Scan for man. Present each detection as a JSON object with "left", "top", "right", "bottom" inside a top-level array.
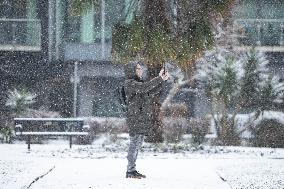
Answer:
[{"left": 124, "top": 61, "right": 169, "bottom": 179}]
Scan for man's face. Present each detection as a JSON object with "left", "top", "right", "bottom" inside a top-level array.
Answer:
[{"left": 136, "top": 64, "right": 143, "bottom": 78}]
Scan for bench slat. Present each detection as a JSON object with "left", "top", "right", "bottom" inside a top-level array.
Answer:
[
  {"left": 15, "top": 132, "right": 88, "bottom": 136},
  {"left": 14, "top": 118, "right": 90, "bottom": 149},
  {"left": 14, "top": 117, "right": 84, "bottom": 122}
]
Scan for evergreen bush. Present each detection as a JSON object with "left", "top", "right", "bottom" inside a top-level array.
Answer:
[
  {"left": 251, "top": 119, "right": 284, "bottom": 148},
  {"left": 194, "top": 48, "right": 284, "bottom": 146}
]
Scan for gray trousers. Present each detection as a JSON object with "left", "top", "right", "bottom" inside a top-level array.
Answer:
[{"left": 127, "top": 134, "right": 144, "bottom": 172}]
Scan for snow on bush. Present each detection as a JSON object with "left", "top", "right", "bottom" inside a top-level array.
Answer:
[
  {"left": 5, "top": 88, "right": 37, "bottom": 114},
  {"left": 194, "top": 48, "right": 284, "bottom": 146}
]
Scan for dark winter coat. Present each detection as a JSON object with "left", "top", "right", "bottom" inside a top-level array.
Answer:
[{"left": 124, "top": 61, "right": 164, "bottom": 136}]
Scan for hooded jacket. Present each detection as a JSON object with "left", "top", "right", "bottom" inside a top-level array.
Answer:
[{"left": 124, "top": 61, "right": 164, "bottom": 136}]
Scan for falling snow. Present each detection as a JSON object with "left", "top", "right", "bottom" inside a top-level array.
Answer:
[{"left": 0, "top": 0, "right": 284, "bottom": 188}]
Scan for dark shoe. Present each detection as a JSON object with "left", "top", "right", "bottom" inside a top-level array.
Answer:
[{"left": 126, "top": 171, "right": 146, "bottom": 179}]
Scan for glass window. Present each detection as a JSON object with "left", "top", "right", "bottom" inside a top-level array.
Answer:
[
  {"left": 234, "top": 0, "right": 284, "bottom": 47},
  {"left": 105, "top": 0, "right": 125, "bottom": 41},
  {"left": 92, "top": 77, "right": 125, "bottom": 117},
  {"left": 234, "top": 0, "right": 284, "bottom": 19},
  {"left": 65, "top": 1, "right": 102, "bottom": 43},
  {"left": 260, "top": 21, "right": 282, "bottom": 46},
  {"left": 259, "top": 0, "right": 284, "bottom": 19},
  {"left": 65, "top": 0, "right": 131, "bottom": 44},
  {"left": 0, "top": 0, "right": 40, "bottom": 49},
  {"left": 0, "top": 1, "right": 28, "bottom": 18}
]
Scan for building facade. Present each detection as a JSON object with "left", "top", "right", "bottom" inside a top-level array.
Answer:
[
  {"left": 232, "top": 0, "right": 284, "bottom": 76},
  {"left": 0, "top": 0, "right": 128, "bottom": 117}
]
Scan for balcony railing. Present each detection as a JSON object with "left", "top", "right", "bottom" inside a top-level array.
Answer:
[
  {"left": 0, "top": 18, "right": 41, "bottom": 51},
  {"left": 233, "top": 19, "right": 284, "bottom": 52}
]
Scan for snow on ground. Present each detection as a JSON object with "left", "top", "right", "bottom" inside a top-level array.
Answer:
[{"left": 0, "top": 134, "right": 284, "bottom": 189}]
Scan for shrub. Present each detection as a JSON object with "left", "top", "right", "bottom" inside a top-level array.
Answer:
[
  {"left": 163, "top": 117, "right": 187, "bottom": 143},
  {"left": 188, "top": 117, "right": 210, "bottom": 145},
  {"left": 75, "top": 118, "right": 127, "bottom": 144},
  {"left": 161, "top": 103, "right": 187, "bottom": 118},
  {"left": 0, "top": 113, "right": 14, "bottom": 143},
  {"left": 194, "top": 48, "right": 284, "bottom": 146},
  {"left": 75, "top": 121, "right": 100, "bottom": 145},
  {"left": 212, "top": 115, "right": 242, "bottom": 146},
  {"left": 0, "top": 126, "right": 13, "bottom": 143},
  {"left": 251, "top": 119, "right": 284, "bottom": 148},
  {"left": 161, "top": 103, "right": 188, "bottom": 143},
  {"left": 5, "top": 88, "right": 37, "bottom": 115}
]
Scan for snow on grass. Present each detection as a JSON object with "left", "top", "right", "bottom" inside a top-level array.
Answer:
[
  {"left": 215, "top": 159, "right": 284, "bottom": 189},
  {"left": 0, "top": 134, "right": 284, "bottom": 189}
]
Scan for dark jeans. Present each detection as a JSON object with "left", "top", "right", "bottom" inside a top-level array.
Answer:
[{"left": 127, "top": 134, "right": 144, "bottom": 172}]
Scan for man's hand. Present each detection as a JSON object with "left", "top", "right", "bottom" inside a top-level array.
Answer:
[{"left": 159, "top": 69, "right": 170, "bottom": 81}]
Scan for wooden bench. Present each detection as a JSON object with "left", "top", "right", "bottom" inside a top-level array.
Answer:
[{"left": 14, "top": 117, "right": 90, "bottom": 150}]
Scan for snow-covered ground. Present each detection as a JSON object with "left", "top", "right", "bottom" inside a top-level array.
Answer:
[{"left": 0, "top": 134, "right": 284, "bottom": 189}]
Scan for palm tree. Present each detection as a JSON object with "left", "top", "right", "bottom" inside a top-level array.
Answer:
[{"left": 69, "top": 0, "right": 236, "bottom": 142}]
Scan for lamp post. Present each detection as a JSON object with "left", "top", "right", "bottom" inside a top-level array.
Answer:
[
  {"left": 101, "top": 0, "right": 105, "bottom": 59},
  {"left": 73, "top": 61, "right": 79, "bottom": 117}
]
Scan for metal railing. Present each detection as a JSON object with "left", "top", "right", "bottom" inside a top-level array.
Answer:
[
  {"left": 0, "top": 18, "right": 41, "bottom": 51},
  {"left": 233, "top": 19, "right": 284, "bottom": 51}
]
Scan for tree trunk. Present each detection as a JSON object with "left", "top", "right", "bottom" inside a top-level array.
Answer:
[
  {"left": 142, "top": 0, "right": 170, "bottom": 143},
  {"left": 144, "top": 64, "right": 164, "bottom": 143},
  {"left": 144, "top": 95, "right": 164, "bottom": 143}
]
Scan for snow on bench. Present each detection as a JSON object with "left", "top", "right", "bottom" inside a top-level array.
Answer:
[
  {"left": 14, "top": 131, "right": 89, "bottom": 136},
  {"left": 14, "top": 117, "right": 90, "bottom": 150}
]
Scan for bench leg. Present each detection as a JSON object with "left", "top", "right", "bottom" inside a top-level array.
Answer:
[
  {"left": 27, "top": 136, "right": 31, "bottom": 150},
  {"left": 69, "top": 136, "right": 72, "bottom": 149}
]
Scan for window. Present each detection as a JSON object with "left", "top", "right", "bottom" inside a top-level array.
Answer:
[
  {"left": 234, "top": 0, "right": 284, "bottom": 48},
  {"left": 66, "top": 4, "right": 102, "bottom": 43},
  {"left": 0, "top": 0, "right": 41, "bottom": 50},
  {"left": 63, "top": 0, "right": 133, "bottom": 60},
  {"left": 234, "top": 0, "right": 284, "bottom": 19},
  {"left": 65, "top": 0, "right": 127, "bottom": 43},
  {"left": 92, "top": 77, "right": 125, "bottom": 117}
]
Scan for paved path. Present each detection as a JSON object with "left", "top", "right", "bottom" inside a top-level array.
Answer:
[
  {"left": 2, "top": 144, "right": 283, "bottom": 189},
  {"left": 3, "top": 158, "right": 230, "bottom": 189}
]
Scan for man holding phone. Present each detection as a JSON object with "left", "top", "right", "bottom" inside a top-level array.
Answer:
[{"left": 123, "top": 61, "right": 169, "bottom": 179}]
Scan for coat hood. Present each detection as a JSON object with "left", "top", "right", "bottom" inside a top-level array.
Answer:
[{"left": 124, "top": 61, "right": 141, "bottom": 80}]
